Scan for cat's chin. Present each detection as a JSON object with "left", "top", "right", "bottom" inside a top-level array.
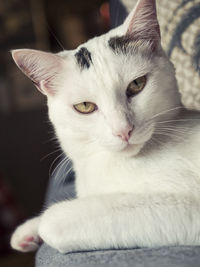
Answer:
[
  {"left": 121, "top": 143, "right": 145, "bottom": 157},
  {"left": 104, "top": 141, "right": 145, "bottom": 157}
]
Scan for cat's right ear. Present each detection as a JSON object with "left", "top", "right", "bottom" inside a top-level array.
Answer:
[
  {"left": 121, "top": 0, "right": 160, "bottom": 51},
  {"left": 11, "top": 49, "right": 65, "bottom": 96}
]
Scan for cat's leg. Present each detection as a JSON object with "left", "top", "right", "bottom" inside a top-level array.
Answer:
[
  {"left": 11, "top": 216, "right": 42, "bottom": 252},
  {"left": 38, "top": 193, "right": 200, "bottom": 253}
]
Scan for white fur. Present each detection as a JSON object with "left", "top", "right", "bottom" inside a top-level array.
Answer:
[
  {"left": 11, "top": 217, "right": 41, "bottom": 252},
  {"left": 11, "top": 0, "right": 200, "bottom": 253}
]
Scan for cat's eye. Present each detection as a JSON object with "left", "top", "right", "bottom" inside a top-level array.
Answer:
[
  {"left": 74, "top": 102, "right": 97, "bottom": 114},
  {"left": 126, "top": 76, "right": 146, "bottom": 98}
]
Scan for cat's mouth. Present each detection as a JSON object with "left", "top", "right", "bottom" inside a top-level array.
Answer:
[{"left": 121, "top": 123, "right": 155, "bottom": 156}]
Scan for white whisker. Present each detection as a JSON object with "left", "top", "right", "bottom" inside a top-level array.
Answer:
[
  {"left": 154, "top": 130, "right": 185, "bottom": 142},
  {"left": 157, "top": 119, "right": 200, "bottom": 124},
  {"left": 53, "top": 156, "right": 74, "bottom": 182},
  {"left": 148, "top": 106, "right": 184, "bottom": 121},
  {"left": 156, "top": 127, "right": 189, "bottom": 134},
  {"left": 49, "top": 152, "right": 65, "bottom": 176},
  {"left": 40, "top": 148, "right": 62, "bottom": 162}
]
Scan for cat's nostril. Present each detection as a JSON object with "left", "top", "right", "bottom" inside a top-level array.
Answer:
[{"left": 128, "top": 128, "right": 133, "bottom": 137}]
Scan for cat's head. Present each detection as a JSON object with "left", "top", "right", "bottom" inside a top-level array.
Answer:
[{"left": 12, "top": 0, "right": 181, "bottom": 159}]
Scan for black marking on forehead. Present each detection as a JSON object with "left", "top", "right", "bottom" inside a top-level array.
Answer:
[
  {"left": 108, "top": 36, "right": 134, "bottom": 54},
  {"left": 75, "top": 47, "right": 92, "bottom": 70},
  {"left": 109, "top": 35, "right": 159, "bottom": 57}
]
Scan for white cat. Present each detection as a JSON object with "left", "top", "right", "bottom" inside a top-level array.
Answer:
[{"left": 10, "top": 0, "right": 200, "bottom": 253}]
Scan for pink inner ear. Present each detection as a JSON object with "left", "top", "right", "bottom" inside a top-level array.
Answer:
[
  {"left": 12, "top": 49, "right": 64, "bottom": 96},
  {"left": 126, "top": 0, "right": 160, "bottom": 42}
]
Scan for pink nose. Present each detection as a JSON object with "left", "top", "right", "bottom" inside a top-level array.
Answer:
[{"left": 114, "top": 126, "right": 134, "bottom": 142}]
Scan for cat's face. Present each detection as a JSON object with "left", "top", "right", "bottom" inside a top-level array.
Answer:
[{"left": 12, "top": 0, "right": 181, "bottom": 158}]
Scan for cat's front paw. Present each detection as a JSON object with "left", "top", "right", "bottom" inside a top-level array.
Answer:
[
  {"left": 11, "top": 217, "right": 42, "bottom": 252},
  {"left": 38, "top": 202, "right": 74, "bottom": 253}
]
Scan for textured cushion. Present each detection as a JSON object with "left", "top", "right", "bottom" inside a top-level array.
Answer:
[
  {"left": 121, "top": 0, "right": 200, "bottom": 109},
  {"left": 36, "top": 244, "right": 200, "bottom": 267}
]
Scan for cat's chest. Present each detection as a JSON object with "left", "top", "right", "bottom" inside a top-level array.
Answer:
[
  {"left": 78, "top": 156, "right": 144, "bottom": 194},
  {"left": 74, "top": 148, "right": 181, "bottom": 197},
  {"left": 74, "top": 146, "right": 200, "bottom": 198}
]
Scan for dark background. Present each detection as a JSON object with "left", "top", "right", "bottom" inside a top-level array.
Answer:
[{"left": 0, "top": 0, "right": 110, "bottom": 264}]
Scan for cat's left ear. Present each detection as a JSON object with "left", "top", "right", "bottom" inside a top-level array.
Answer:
[
  {"left": 123, "top": 0, "right": 160, "bottom": 49},
  {"left": 12, "top": 49, "right": 65, "bottom": 96}
]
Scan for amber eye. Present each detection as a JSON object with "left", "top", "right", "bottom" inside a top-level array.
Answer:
[
  {"left": 74, "top": 102, "right": 97, "bottom": 114},
  {"left": 126, "top": 76, "right": 146, "bottom": 98}
]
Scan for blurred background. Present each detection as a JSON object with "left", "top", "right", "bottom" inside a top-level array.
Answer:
[
  {"left": 0, "top": 0, "right": 110, "bottom": 265},
  {"left": 1, "top": 0, "right": 200, "bottom": 266}
]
